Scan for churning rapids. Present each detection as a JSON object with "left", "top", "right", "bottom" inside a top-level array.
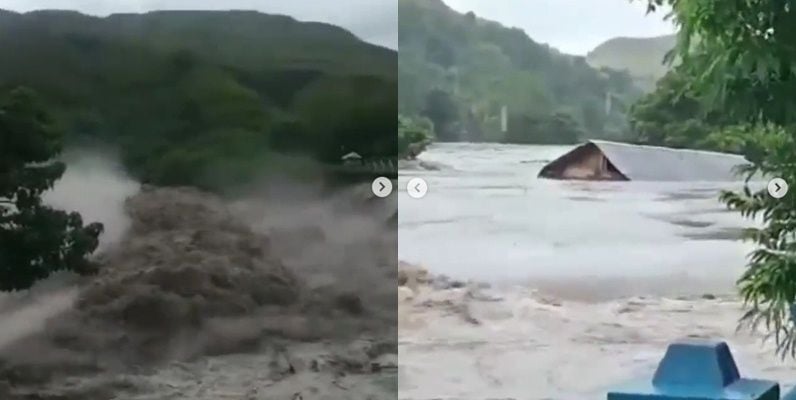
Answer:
[
  {"left": 397, "top": 142, "right": 796, "bottom": 400},
  {"left": 0, "top": 152, "right": 398, "bottom": 400}
]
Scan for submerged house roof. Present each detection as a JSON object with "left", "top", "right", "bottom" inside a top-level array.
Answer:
[
  {"left": 539, "top": 140, "right": 751, "bottom": 181},
  {"left": 341, "top": 152, "right": 362, "bottom": 161}
]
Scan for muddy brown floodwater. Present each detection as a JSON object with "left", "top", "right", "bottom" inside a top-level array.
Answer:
[
  {"left": 0, "top": 153, "right": 398, "bottom": 400},
  {"left": 398, "top": 143, "right": 796, "bottom": 400}
]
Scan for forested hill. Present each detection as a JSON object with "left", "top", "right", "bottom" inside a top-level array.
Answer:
[
  {"left": 586, "top": 35, "right": 676, "bottom": 91},
  {"left": 398, "top": 0, "right": 642, "bottom": 144},
  {"left": 0, "top": 9, "right": 397, "bottom": 189}
]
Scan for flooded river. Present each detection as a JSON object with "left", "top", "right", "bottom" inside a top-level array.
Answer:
[{"left": 397, "top": 142, "right": 796, "bottom": 400}]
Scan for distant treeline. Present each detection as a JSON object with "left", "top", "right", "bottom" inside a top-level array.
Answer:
[
  {"left": 0, "top": 9, "right": 397, "bottom": 190},
  {"left": 398, "top": 0, "right": 642, "bottom": 145}
]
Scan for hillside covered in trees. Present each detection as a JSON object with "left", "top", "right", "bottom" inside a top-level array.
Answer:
[
  {"left": 398, "top": 0, "right": 642, "bottom": 145},
  {"left": 0, "top": 9, "right": 397, "bottom": 189},
  {"left": 586, "top": 34, "right": 676, "bottom": 91}
]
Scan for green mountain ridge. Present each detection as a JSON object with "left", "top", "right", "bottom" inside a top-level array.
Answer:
[
  {"left": 586, "top": 34, "right": 677, "bottom": 91},
  {"left": 0, "top": 9, "right": 397, "bottom": 189},
  {"left": 1, "top": 9, "right": 395, "bottom": 76},
  {"left": 398, "top": 0, "right": 642, "bottom": 144}
]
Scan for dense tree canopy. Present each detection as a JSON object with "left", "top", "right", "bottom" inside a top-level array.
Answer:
[
  {"left": 628, "top": 70, "right": 728, "bottom": 150},
  {"left": 0, "top": 9, "right": 397, "bottom": 190},
  {"left": 0, "top": 87, "right": 103, "bottom": 291},
  {"left": 398, "top": 115, "right": 433, "bottom": 160},
  {"left": 399, "top": 0, "right": 643, "bottom": 145},
  {"left": 641, "top": 0, "right": 796, "bottom": 357}
]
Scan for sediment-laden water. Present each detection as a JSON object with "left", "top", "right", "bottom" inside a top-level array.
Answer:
[
  {"left": 0, "top": 153, "right": 398, "bottom": 400},
  {"left": 397, "top": 142, "right": 796, "bottom": 400}
]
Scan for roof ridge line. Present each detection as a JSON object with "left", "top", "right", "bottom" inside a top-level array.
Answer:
[{"left": 587, "top": 140, "right": 747, "bottom": 159}]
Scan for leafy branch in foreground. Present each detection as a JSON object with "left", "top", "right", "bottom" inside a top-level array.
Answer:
[
  {"left": 0, "top": 87, "right": 103, "bottom": 291},
  {"left": 638, "top": 0, "right": 796, "bottom": 357},
  {"left": 718, "top": 124, "right": 796, "bottom": 358}
]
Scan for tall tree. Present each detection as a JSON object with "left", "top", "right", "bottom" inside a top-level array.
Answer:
[
  {"left": 0, "top": 87, "right": 103, "bottom": 291},
  {"left": 628, "top": 70, "right": 720, "bottom": 149},
  {"left": 422, "top": 89, "right": 460, "bottom": 141}
]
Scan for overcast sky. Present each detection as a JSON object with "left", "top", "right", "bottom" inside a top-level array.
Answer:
[
  {"left": 0, "top": 1, "right": 674, "bottom": 54},
  {"left": 0, "top": 0, "right": 398, "bottom": 49},
  {"left": 444, "top": 0, "right": 677, "bottom": 55}
]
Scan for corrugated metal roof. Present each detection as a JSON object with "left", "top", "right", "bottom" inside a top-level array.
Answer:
[{"left": 544, "top": 140, "right": 751, "bottom": 181}]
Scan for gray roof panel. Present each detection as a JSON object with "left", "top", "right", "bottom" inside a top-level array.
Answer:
[{"left": 591, "top": 140, "right": 750, "bottom": 181}]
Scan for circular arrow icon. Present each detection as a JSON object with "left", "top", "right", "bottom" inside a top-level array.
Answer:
[
  {"left": 768, "top": 178, "right": 788, "bottom": 199},
  {"left": 371, "top": 177, "right": 393, "bottom": 198},
  {"left": 407, "top": 177, "right": 428, "bottom": 199}
]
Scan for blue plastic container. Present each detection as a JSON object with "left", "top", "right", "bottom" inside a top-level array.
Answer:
[{"left": 607, "top": 340, "right": 779, "bottom": 400}]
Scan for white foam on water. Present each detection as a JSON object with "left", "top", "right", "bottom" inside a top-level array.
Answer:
[
  {"left": 0, "top": 152, "right": 399, "bottom": 400},
  {"left": 398, "top": 143, "right": 795, "bottom": 399},
  {"left": 398, "top": 283, "right": 796, "bottom": 400},
  {"left": 0, "top": 152, "right": 135, "bottom": 355},
  {"left": 0, "top": 287, "right": 79, "bottom": 350}
]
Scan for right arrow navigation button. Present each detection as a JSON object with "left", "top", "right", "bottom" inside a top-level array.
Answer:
[
  {"left": 768, "top": 177, "right": 789, "bottom": 199},
  {"left": 371, "top": 177, "right": 393, "bottom": 198},
  {"left": 407, "top": 177, "right": 428, "bottom": 199}
]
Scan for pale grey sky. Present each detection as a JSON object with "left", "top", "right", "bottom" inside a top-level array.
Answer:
[
  {"left": 0, "top": 0, "right": 398, "bottom": 49},
  {"left": 444, "top": 0, "right": 676, "bottom": 55}
]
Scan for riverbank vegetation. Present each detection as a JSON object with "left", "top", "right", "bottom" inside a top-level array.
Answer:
[
  {"left": 398, "top": 0, "right": 642, "bottom": 145},
  {"left": 0, "top": 87, "right": 103, "bottom": 290},
  {"left": 398, "top": 115, "right": 433, "bottom": 160},
  {"left": 0, "top": 9, "right": 397, "bottom": 190},
  {"left": 627, "top": 68, "right": 747, "bottom": 152},
  {"left": 642, "top": 0, "right": 796, "bottom": 357}
]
